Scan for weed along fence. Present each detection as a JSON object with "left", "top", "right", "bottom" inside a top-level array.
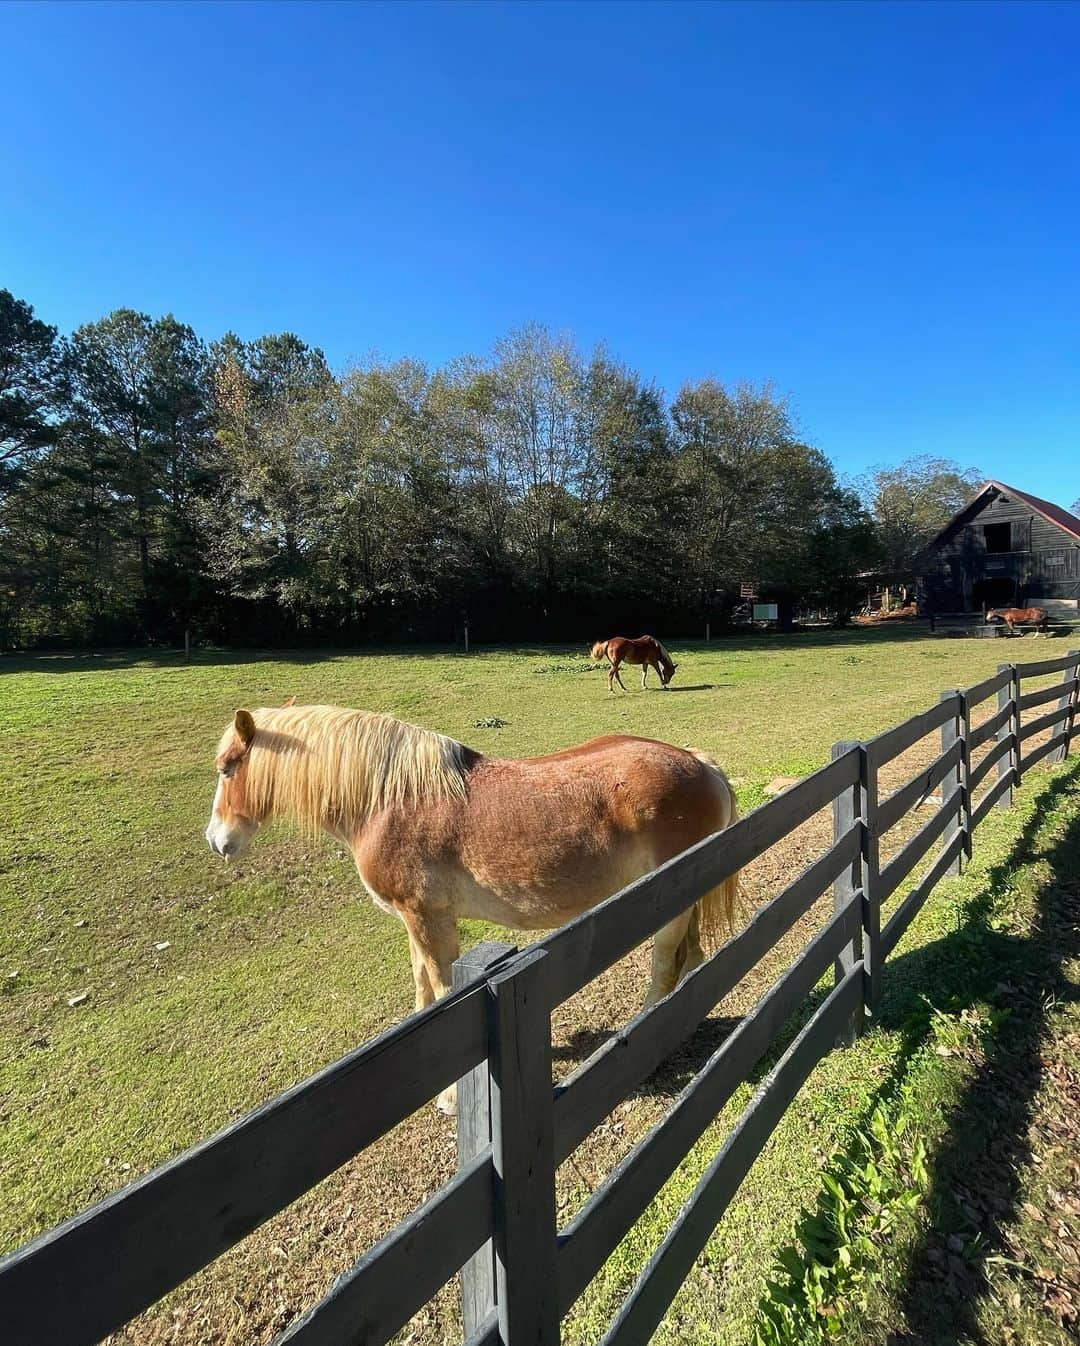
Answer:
[{"left": 2, "top": 653, "right": 1079, "bottom": 1346}]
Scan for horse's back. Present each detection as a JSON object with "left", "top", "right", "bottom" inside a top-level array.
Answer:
[
  {"left": 604, "top": 634, "right": 660, "bottom": 663},
  {"left": 448, "top": 737, "right": 730, "bottom": 913},
  {"left": 358, "top": 732, "right": 735, "bottom": 931},
  {"left": 481, "top": 734, "right": 724, "bottom": 825},
  {"left": 513, "top": 731, "right": 689, "bottom": 768}
]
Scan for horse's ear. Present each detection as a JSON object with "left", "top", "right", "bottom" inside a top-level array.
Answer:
[
  {"left": 234, "top": 710, "right": 257, "bottom": 747},
  {"left": 282, "top": 695, "right": 297, "bottom": 708}
]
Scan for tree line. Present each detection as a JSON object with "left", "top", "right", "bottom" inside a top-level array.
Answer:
[{"left": 0, "top": 288, "right": 983, "bottom": 648}]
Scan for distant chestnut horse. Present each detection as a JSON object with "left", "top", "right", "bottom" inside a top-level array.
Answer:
[
  {"left": 592, "top": 635, "right": 678, "bottom": 692},
  {"left": 206, "top": 705, "right": 739, "bottom": 1109},
  {"left": 987, "top": 606, "right": 1048, "bottom": 635}
]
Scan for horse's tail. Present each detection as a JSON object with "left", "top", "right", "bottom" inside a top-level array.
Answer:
[
  {"left": 690, "top": 750, "right": 741, "bottom": 949},
  {"left": 591, "top": 640, "right": 609, "bottom": 661}
]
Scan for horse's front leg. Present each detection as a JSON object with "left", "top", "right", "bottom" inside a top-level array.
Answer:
[
  {"left": 641, "top": 663, "right": 648, "bottom": 689},
  {"left": 401, "top": 907, "right": 461, "bottom": 1113},
  {"left": 406, "top": 930, "right": 435, "bottom": 1013}
]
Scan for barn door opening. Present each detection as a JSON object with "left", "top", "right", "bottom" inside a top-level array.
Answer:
[{"left": 972, "top": 576, "right": 1017, "bottom": 611}]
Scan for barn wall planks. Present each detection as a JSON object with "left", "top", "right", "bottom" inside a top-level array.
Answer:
[{"left": 916, "top": 482, "right": 1080, "bottom": 608}]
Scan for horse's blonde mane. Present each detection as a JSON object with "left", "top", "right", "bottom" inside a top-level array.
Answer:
[{"left": 224, "top": 705, "right": 471, "bottom": 833}]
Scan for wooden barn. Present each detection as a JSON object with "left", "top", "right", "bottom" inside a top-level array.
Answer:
[{"left": 915, "top": 480, "right": 1080, "bottom": 619}]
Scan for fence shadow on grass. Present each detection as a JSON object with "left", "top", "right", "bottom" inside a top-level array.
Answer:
[
  {"left": 883, "top": 764, "right": 1080, "bottom": 1344},
  {"left": 548, "top": 758, "right": 1079, "bottom": 1342},
  {"left": 754, "top": 760, "right": 1080, "bottom": 1344}
]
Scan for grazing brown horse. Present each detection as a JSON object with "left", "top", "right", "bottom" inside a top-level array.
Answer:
[
  {"left": 592, "top": 635, "right": 678, "bottom": 692},
  {"left": 205, "top": 705, "right": 740, "bottom": 1110},
  {"left": 986, "top": 606, "right": 1048, "bottom": 636}
]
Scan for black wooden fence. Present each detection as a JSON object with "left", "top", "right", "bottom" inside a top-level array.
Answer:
[{"left": 2, "top": 651, "right": 1078, "bottom": 1346}]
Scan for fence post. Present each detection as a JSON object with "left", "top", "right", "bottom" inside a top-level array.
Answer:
[
  {"left": 996, "top": 664, "right": 1020, "bottom": 807},
  {"left": 863, "top": 745, "right": 881, "bottom": 1013},
  {"left": 1049, "top": 650, "right": 1080, "bottom": 764},
  {"left": 941, "top": 690, "right": 970, "bottom": 872},
  {"left": 831, "top": 741, "right": 865, "bottom": 1044},
  {"left": 487, "top": 947, "right": 559, "bottom": 1346},
  {"left": 454, "top": 941, "right": 516, "bottom": 1338}
]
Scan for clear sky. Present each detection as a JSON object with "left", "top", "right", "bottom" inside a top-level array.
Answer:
[{"left": 3, "top": 1, "right": 1078, "bottom": 503}]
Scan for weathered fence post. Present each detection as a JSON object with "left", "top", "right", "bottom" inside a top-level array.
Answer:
[
  {"left": 487, "top": 947, "right": 559, "bottom": 1346},
  {"left": 831, "top": 741, "right": 865, "bottom": 1044},
  {"left": 454, "top": 941, "right": 516, "bottom": 1337},
  {"left": 863, "top": 746, "right": 881, "bottom": 1013},
  {"left": 941, "top": 690, "right": 970, "bottom": 872},
  {"left": 996, "top": 664, "right": 1020, "bottom": 807},
  {"left": 184, "top": 628, "right": 191, "bottom": 662},
  {"left": 1049, "top": 650, "right": 1080, "bottom": 764}
]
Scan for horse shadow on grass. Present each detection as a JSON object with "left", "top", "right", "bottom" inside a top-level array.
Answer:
[{"left": 551, "top": 1016, "right": 742, "bottom": 1076}]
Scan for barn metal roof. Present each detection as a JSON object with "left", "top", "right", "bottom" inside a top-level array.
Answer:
[{"left": 991, "top": 481, "right": 1080, "bottom": 543}]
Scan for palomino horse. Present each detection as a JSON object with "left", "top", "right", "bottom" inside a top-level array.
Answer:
[
  {"left": 205, "top": 706, "right": 739, "bottom": 1109},
  {"left": 592, "top": 635, "right": 678, "bottom": 692},
  {"left": 986, "top": 606, "right": 1048, "bottom": 636}
]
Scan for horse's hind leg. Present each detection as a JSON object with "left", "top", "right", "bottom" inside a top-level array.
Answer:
[
  {"left": 641, "top": 663, "right": 648, "bottom": 689},
  {"left": 644, "top": 908, "right": 694, "bottom": 1007},
  {"left": 683, "top": 906, "right": 705, "bottom": 977},
  {"left": 613, "top": 662, "right": 628, "bottom": 692}
]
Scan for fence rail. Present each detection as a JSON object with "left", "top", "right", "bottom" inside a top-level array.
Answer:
[{"left": 1, "top": 649, "right": 1078, "bottom": 1346}]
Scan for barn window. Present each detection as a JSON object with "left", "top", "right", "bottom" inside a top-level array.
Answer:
[{"left": 984, "top": 522, "right": 1011, "bottom": 553}]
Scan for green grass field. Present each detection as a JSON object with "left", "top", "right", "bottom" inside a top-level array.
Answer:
[{"left": 1, "top": 629, "right": 1076, "bottom": 1344}]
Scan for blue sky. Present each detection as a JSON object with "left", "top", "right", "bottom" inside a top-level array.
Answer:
[{"left": 3, "top": 1, "right": 1078, "bottom": 504}]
